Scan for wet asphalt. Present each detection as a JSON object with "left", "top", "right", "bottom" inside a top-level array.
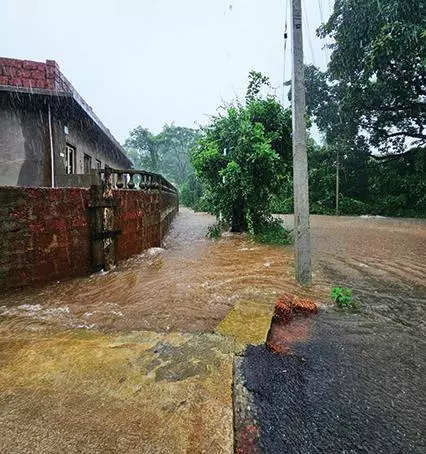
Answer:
[{"left": 239, "top": 310, "right": 425, "bottom": 454}]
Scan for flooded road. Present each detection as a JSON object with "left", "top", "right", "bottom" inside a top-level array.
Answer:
[
  {"left": 0, "top": 208, "right": 425, "bottom": 453},
  {"left": 1, "top": 209, "right": 424, "bottom": 336},
  {"left": 0, "top": 208, "right": 329, "bottom": 334},
  {"left": 281, "top": 214, "right": 426, "bottom": 332},
  {"left": 237, "top": 215, "right": 426, "bottom": 454}
]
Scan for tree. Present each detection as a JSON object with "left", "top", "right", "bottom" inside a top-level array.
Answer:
[
  {"left": 317, "top": 0, "right": 425, "bottom": 157},
  {"left": 192, "top": 73, "right": 292, "bottom": 232},
  {"left": 124, "top": 126, "right": 160, "bottom": 172},
  {"left": 123, "top": 124, "right": 199, "bottom": 186},
  {"left": 246, "top": 70, "right": 270, "bottom": 104},
  {"left": 156, "top": 124, "right": 200, "bottom": 185}
]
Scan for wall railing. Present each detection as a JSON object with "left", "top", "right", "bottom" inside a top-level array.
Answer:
[{"left": 99, "top": 168, "right": 178, "bottom": 194}]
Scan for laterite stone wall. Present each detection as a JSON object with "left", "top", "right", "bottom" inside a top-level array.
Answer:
[
  {"left": 0, "top": 58, "right": 70, "bottom": 92},
  {"left": 0, "top": 186, "right": 178, "bottom": 290},
  {"left": 115, "top": 190, "right": 161, "bottom": 262},
  {"left": 0, "top": 186, "right": 91, "bottom": 289}
]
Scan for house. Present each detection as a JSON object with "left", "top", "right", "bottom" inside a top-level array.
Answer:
[{"left": 0, "top": 57, "right": 133, "bottom": 187}]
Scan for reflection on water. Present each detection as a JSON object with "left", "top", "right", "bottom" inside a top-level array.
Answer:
[{"left": 0, "top": 209, "right": 425, "bottom": 336}]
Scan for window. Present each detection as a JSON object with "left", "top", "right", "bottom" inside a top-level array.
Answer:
[
  {"left": 65, "top": 145, "right": 75, "bottom": 174},
  {"left": 102, "top": 164, "right": 111, "bottom": 181},
  {"left": 84, "top": 154, "right": 92, "bottom": 174},
  {"left": 96, "top": 159, "right": 102, "bottom": 170}
]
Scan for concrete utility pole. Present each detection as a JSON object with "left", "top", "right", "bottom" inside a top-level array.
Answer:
[{"left": 291, "top": 0, "right": 312, "bottom": 285}]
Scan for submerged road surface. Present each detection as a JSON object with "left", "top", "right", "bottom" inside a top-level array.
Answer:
[
  {"left": 0, "top": 209, "right": 425, "bottom": 453},
  {"left": 237, "top": 215, "right": 426, "bottom": 454}
]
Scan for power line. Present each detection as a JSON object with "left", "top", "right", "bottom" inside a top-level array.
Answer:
[
  {"left": 302, "top": 0, "right": 316, "bottom": 66},
  {"left": 282, "top": 0, "right": 290, "bottom": 106},
  {"left": 317, "top": 0, "right": 329, "bottom": 67}
]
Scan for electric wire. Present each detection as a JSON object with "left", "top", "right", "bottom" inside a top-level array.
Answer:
[
  {"left": 282, "top": 0, "right": 289, "bottom": 106},
  {"left": 302, "top": 0, "right": 316, "bottom": 67},
  {"left": 317, "top": 0, "right": 329, "bottom": 67}
]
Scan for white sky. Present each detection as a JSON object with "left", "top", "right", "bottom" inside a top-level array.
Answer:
[{"left": 3, "top": 0, "right": 332, "bottom": 143}]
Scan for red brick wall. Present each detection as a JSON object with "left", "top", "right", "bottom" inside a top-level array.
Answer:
[
  {"left": 115, "top": 190, "right": 178, "bottom": 261},
  {"left": 0, "top": 187, "right": 91, "bottom": 289},
  {"left": 0, "top": 186, "right": 178, "bottom": 290},
  {"left": 116, "top": 190, "right": 161, "bottom": 261},
  {"left": 0, "top": 57, "right": 70, "bottom": 92}
]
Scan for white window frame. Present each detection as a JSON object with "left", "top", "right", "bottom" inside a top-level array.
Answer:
[{"left": 65, "top": 144, "right": 75, "bottom": 174}]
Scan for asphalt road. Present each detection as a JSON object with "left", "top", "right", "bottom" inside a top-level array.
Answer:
[{"left": 238, "top": 310, "right": 425, "bottom": 453}]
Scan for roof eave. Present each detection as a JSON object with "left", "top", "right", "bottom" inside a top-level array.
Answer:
[{"left": 0, "top": 84, "right": 133, "bottom": 169}]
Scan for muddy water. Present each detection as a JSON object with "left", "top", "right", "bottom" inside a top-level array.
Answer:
[
  {"left": 283, "top": 215, "right": 426, "bottom": 332},
  {"left": 0, "top": 209, "right": 425, "bottom": 336},
  {"left": 0, "top": 208, "right": 328, "bottom": 334},
  {"left": 234, "top": 215, "right": 426, "bottom": 453},
  {"left": 1, "top": 208, "right": 425, "bottom": 453}
]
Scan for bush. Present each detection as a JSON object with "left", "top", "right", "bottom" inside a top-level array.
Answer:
[
  {"left": 206, "top": 219, "right": 229, "bottom": 239},
  {"left": 191, "top": 90, "right": 292, "bottom": 232},
  {"left": 310, "top": 200, "right": 334, "bottom": 215},
  {"left": 270, "top": 196, "right": 293, "bottom": 214},
  {"left": 338, "top": 196, "right": 370, "bottom": 216},
  {"left": 251, "top": 218, "right": 293, "bottom": 246},
  {"left": 207, "top": 224, "right": 222, "bottom": 239},
  {"left": 192, "top": 192, "right": 215, "bottom": 213}
]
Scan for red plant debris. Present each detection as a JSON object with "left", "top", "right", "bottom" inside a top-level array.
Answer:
[
  {"left": 236, "top": 422, "right": 259, "bottom": 454},
  {"left": 266, "top": 294, "right": 318, "bottom": 354}
]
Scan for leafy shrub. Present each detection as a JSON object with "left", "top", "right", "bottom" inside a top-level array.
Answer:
[
  {"left": 270, "top": 196, "right": 293, "bottom": 214},
  {"left": 192, "top": 192, "right": 215, "bottom": 213},
  {"left": 251, "top": 218, "right": 293, "bottom": 246},
  {"left": 331, "top": 287, "right": 356, "bottom": 309},
  {"left": 206, "top": 220, "right": 229, "bottom": 239},
  {"left": 191, "top": 84, "right": 292, "bottom": 232},
  {"left": 310, "top": 200, "right": 334, "bottom": 215},
  {"left": 338, "top": 197, "right": 370, "bottom": 216}
]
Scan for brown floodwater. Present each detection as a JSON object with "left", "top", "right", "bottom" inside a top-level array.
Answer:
[
  {"left": 1, "top": 208, "right": 424, "bottom": 454},
  {"left": 0, "top": 208, "right": 425, "bottom": 335}
]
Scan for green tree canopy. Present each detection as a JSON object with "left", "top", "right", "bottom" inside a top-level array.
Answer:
[
  {"left": 314, "top": 0, "right": 425, "bottom": 157},
  {"left": 191, "top": 73, "right": 292, "bottom": 232},
  {"left": 156, "top": 125, "right": 200, "bottom": 185},
  {"left": 124, "top": 124, "right": 199, "bottom": 185},
  {"left": 124, "top": 126, "right": 160, "bottom": 172}
]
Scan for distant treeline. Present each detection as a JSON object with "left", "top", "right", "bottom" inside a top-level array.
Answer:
[{"left": 124, "top": 121, "right": 424, "bottom": 219}]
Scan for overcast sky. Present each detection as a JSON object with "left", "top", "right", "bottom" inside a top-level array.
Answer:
[{"left": 3, "top": 0, "right": 332, "bottom": 143}]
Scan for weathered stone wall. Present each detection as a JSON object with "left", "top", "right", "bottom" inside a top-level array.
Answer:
[
  {"left": 115, "top": 190, "right": 179, "bottom": 262},
  {"left": 0, "top": 187, "right": 91, "bottom": 289},
  {"left": 0, "top": 186, "right": 178, "bottom": 290}
]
